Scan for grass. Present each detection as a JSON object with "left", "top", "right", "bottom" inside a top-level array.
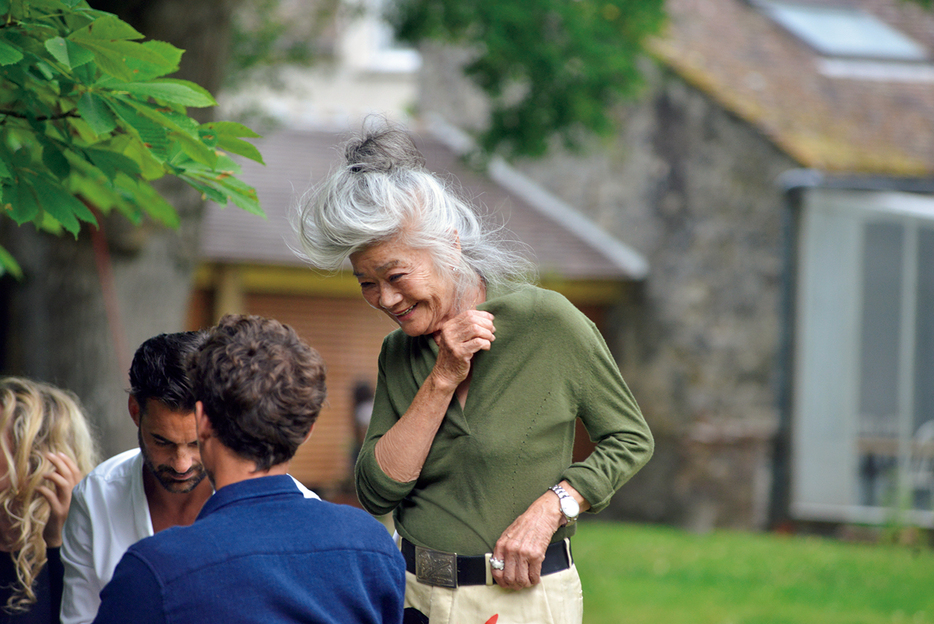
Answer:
[{"left": 573, "top": 521, "right": 934, "bottom": 624}]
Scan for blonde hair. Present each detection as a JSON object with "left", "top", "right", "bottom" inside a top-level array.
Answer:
[{"left": 0, "top": 377, "right": 98, "bottom": 613}]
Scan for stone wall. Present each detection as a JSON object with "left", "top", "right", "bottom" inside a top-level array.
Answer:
[{"left": 418, "top": 47, "right": 800, "bottom": 530}]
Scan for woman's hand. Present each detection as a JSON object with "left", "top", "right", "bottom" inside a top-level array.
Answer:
[
  {"left": 491, "top": 491, "right": 564, "bottom": 590},
  {"left": 38, "top": 452, "right": 81, "bottom": 548},
  {"left": 492, "top": 482, "right": 589, "bottom": 590},
  {"left": 374, "top": 309, "right": 495, "bottom": 483},
  {"left": 431, "top": 310, "right": 496, "bottom": 388}
]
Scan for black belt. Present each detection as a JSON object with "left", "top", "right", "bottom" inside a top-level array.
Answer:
[{"left": 401, "top": 538, "right": 572, "bottom": 588}]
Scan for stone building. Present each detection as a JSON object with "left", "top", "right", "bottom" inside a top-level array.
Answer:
[{"left": 417, "top": 0, "right": 934, "bottom": 531}]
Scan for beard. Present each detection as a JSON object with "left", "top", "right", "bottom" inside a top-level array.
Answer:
[{"left": 138, "top": 430, "right": 208, "bottom": 494}]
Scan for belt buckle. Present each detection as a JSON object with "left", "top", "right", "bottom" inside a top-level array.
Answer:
[{"left": 414, "top": 545, "right": 458, "bottom": 588}]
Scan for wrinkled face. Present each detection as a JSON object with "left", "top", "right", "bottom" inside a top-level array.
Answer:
[
  {"left": 138, "top": 400, "right": 207, "bottom": 494},
  {"left": 350, "top": 239, "right": 458, "bottom": 337}
]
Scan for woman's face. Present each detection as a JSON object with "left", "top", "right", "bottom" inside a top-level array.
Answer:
[{"left": 350, "top": 238, "right": 458, "bottom": 337}]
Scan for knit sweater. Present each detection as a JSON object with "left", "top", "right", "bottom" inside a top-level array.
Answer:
[{"left": 355, "top": 284, "right": 653, "bottom": 555}]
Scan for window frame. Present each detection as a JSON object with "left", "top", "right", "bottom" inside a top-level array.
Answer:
[{"left": 791, "top": 187, "right": 934, "bottom": 527}]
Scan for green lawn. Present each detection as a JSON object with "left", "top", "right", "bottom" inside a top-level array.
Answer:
[{"left": 574, "top": 521, "right": 934, "bottom": 624}]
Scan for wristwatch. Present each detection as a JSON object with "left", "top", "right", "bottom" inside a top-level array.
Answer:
[{"left": 549, "top": 484, "right": 580, "bottom": 526}]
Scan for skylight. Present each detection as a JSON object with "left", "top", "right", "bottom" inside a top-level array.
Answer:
[{"left": 758, "top": 1, "right": 928, "bottom": 62}]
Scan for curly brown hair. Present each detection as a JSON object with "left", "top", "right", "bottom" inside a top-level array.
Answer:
[{"left": 188, "top": 315, "right": 327, "bottom": 472}]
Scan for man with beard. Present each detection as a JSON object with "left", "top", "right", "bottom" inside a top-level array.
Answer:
[{"left": 60, "top": 331, "right": 317, "bottom": 624}]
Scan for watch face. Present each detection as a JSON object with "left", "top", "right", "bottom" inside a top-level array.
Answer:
[{"left": 561, "top": 496, "right": 580, "bottom": 518}]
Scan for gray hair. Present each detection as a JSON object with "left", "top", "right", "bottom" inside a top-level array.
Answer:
[{"left": 295, "top": 122, "right": 535, "bottom": 308}]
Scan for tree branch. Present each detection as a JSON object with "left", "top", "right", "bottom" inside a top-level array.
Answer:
[{"left": 0, "top": 110, "right": 79, "bottom": 121}]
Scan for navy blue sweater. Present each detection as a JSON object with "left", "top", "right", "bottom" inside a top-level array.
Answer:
[{"left": 93, "top": 475, "right": 405, "bottom": 624}]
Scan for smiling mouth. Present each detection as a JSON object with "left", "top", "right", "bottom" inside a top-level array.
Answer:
[{"left": 391, "top": 304, "right": 416, "bottom": 318}]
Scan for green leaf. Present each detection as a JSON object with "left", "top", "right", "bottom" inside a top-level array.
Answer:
[
  {"left": 159, "top": 79, "right": 216, "bottom": 106},
  {"left": 0, "top": 39, "right": 24, "bottom": 66},
  {"left": 158, "top": 108, "right": 199, "bottom": 133},
  {"left": 72, "top": 40, "right": 135, "bottom": 81},
  {"left": 3, "top": 181, "right": 38, "bottom": 224},
  {"left": 216, "top": 134, "right": 264, "bottom": 164},
  {"left": 25, "top": 171, "right": 97, "bottom": 235},
  {"left": 71, "top": 14, "right": 144, "bottom": 42},
  {"left": 109, "top": 99, "right": 171, "bottom": 159},
  {"left": 197, "top": 127, "right": 218, "bottom": 149},
  {"left": 108, "top": 79, "right": 216, "bottom": 108},
  {"left": 45, "top": 37, "right": 95, "bottom": 69},
  {"left": 71, "top": 39, "right": 176, "bottom": 81},
  {"left": 122, "top": 41, "right": 183, "bottom": 81},
  {"left": 66, "top": 116, "right": 102, "bottom": 143},
  {"left": 76, "top": 92, "right": 117, "bottom": 135},
  {"left": 32, "top": 61, "right": 55, "bottom": 81},
  {"left": 215, "top": 175, "right": 264, "bottom": 215},
  {"left": 37, "top": 210, "right": 64, "bottom": 235},
  {"left": 113, "top": 95, "right": 187, "bottom": 134},
  {"left": 84, "top": 147, "right": 141, "bottom": 180},
  {"left": 66, "top": 162, "right": 142, "bottom": 224},
  {"left": 5, "top": 181, "right": 40, "bottom": 226},
  {"left": 203, "top": 121, "right": 262, "bottom": 139},
  {"left": 170, "top": 130, "right": 218, "bottom": 168},
  {"left": 0, "top": 157, "right": 10, "bottom": 179},
  {"left": 181, "top": 176, "right": 229, "bottom": 205},
  {"left": 184, "top": 169, "right": 264, "bottom": 216},
  {"left": 115, "top": 173, "right": 179, "bottom": 228},
  {"left": 71, "top": 60, "right": 97, "bottom": 86},
  {"left": 0, "top": 243, "right": 23, "bottom": 280},
  {"left": 40, "top": 139, "right": 72, "bottom": 179},
  {"left": 114, "top": 134, "right": 167, "bottom": 181}
]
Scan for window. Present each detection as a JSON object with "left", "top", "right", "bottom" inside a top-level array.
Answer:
[
  {"left": 759, "top": 1, "right": 927, "bottom": 61},
  {"left": 792, "top": 188, "right": 934, "bottom": 526}
]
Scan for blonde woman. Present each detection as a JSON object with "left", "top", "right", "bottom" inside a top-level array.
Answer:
[{"left": 1, "top": 377, "right": 98, "bottom": 623}]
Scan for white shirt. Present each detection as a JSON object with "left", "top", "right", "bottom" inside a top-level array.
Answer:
[{"left": 60, "top": 448, "right": 319, "bottom": 624}]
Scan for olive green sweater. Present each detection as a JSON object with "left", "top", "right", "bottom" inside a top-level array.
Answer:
[{"left": 355, "top": 284, "right": 653, "bottom": 555}]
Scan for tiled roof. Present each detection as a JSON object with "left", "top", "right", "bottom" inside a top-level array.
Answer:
[
  {"left": 649, "top": 0, "right": 934, "bottom": 176},
  {"left": 200, "top": 128, "right": 647, "bottom": 279}
]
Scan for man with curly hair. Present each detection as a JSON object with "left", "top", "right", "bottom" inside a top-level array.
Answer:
[
  {"left": 92, "top": 315, "right": 405, "bottom": 624},
  {"left": 62, "top": 330, "right": 321, "bottom": 624}
]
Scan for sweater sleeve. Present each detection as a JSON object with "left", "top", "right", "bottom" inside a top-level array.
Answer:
[
  {"left": 561, "top": 312, "right": 654, "bottom": 513},
  {"left": 91, "top": 552, "right": 165, "bottom": 624},
  {"left": 46, "top": 547, "right": 63, "bottom": 624},
  {"left": 354, "top": 341, "right": 418, "bottom": 516}
]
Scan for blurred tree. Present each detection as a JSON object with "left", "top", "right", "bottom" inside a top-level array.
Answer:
[
  {"left": 227, "top": 0, "right": 340, "bottom": 86},
  {"left": 389, "top": 0, "right": 667, "bottom": 157},
  {"left": 0, "top": 0, "right": 265, "bottom": 454},
  {"left": 0, "top": 0, "right": 264, "bottom": 279}
]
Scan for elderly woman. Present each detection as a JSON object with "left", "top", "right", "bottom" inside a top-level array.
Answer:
[
  {"left": 1, "top": 377, "right": 98, "bottom": 623},
  {"left": 297, "top": 124, "right": 653, "bottom": 624}
]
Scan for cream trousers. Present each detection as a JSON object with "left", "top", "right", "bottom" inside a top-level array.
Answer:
[{"left": 403, "top": 564, "right": 584, "bottom": 624}]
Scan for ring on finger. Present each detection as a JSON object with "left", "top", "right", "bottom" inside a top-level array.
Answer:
[{"left": 489, "top": 556, "right": 505, "bottom": 571}]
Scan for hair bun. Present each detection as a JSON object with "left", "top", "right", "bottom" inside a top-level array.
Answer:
[{"left": 344, "top": 126, "right": 426, "bottom": 174}]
